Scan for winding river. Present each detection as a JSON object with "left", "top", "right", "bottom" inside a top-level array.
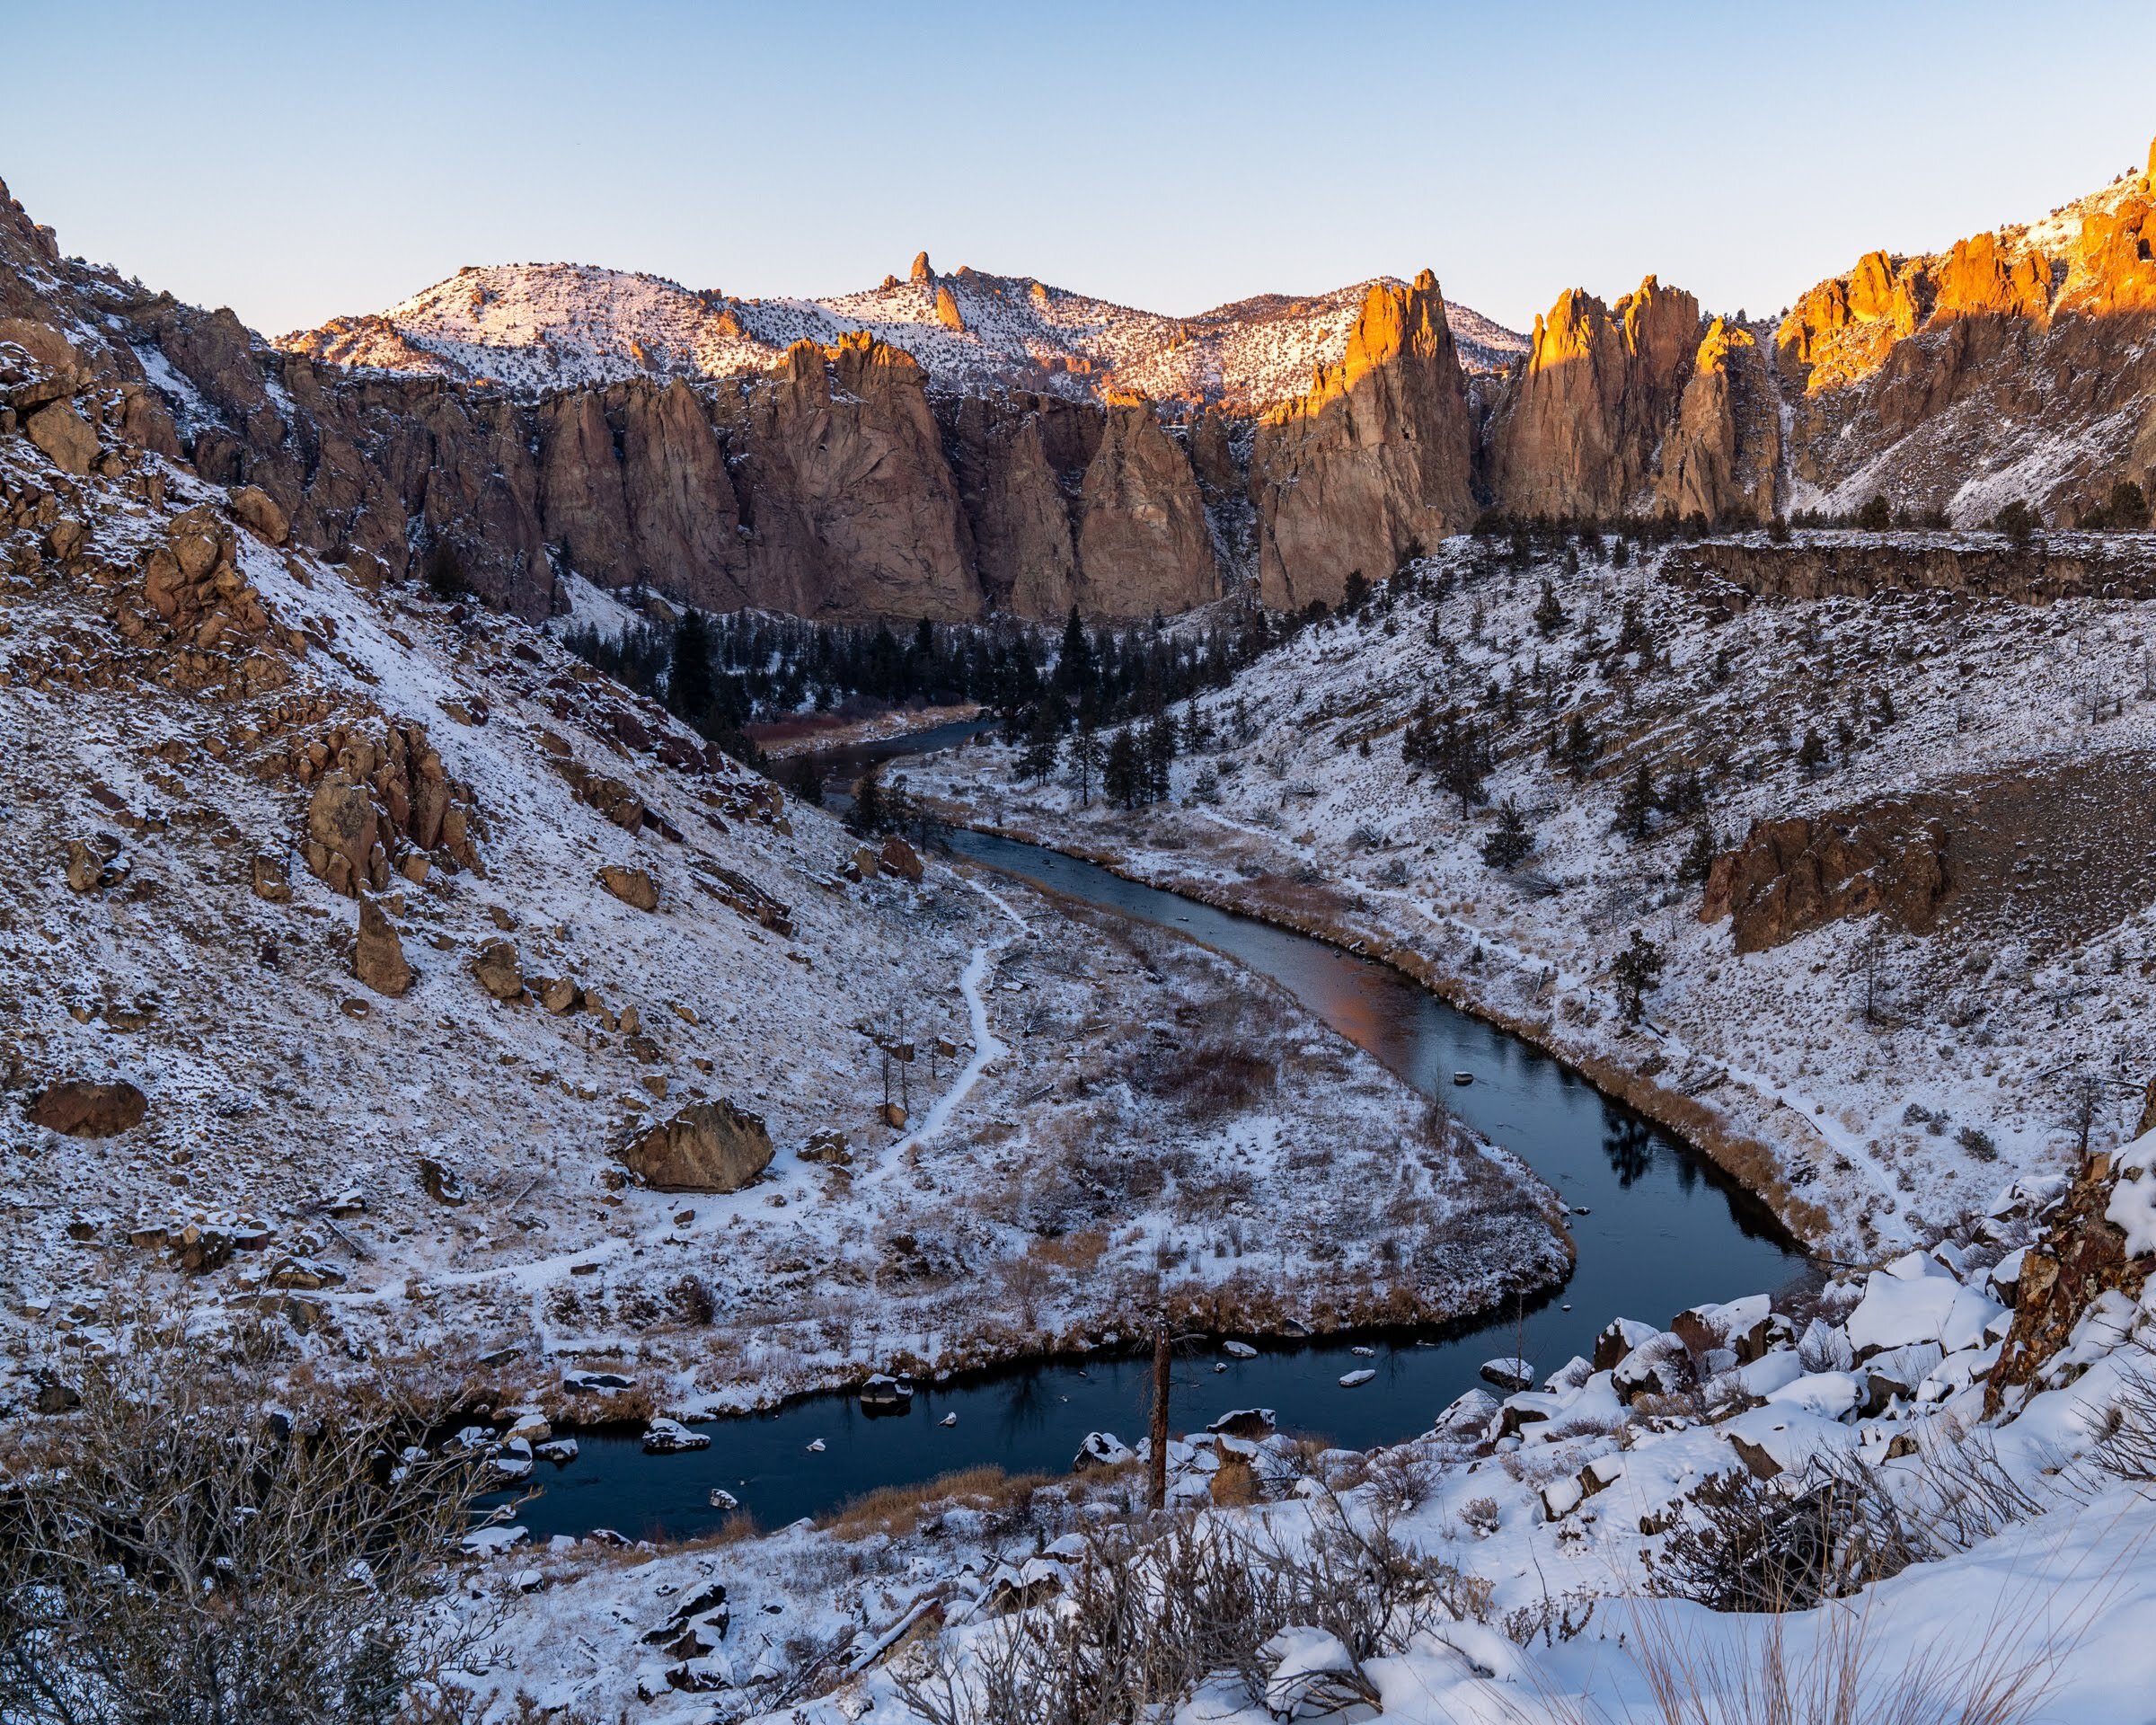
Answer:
[{"left": 510, "top": 730, "right": 1805, "bottom": 1543}]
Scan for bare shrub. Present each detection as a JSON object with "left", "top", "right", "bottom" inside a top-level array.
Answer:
[
  {"left": 0, "top": 1311, "right": 502, "bottom": 1725},
  {"left": 894, "top": 1499, "right": 1474, "bottom": 1724}
]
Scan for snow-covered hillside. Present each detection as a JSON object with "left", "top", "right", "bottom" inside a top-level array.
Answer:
[
  {"left": 276, "top": 257, "right": 1526, "bottom": 406},
  {"left": 908, "top": 532, "right": 2156, "bottom": 1261},
  {"left": 0, "top": 402, "right": 1564, "bottom": 1426}
]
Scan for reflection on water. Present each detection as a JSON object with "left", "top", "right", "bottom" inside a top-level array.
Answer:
[{"left": 508, "top": 792, "right": 1809, "bottom": 1541}]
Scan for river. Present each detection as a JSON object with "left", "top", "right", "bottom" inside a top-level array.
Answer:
[{"left": 509, "top": 729, "right": 1805, "bottom": 1543}]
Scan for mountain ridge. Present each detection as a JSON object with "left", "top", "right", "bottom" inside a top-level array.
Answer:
[{"left": 275, "top": 254, "right": 1531, "bottom": 411}]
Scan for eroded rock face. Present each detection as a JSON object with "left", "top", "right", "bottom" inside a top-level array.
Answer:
[
  {"left": 1985, "top": 1154, "right": 2149, "bottom": 1413},
  {"left": 1074, "top": 394, "right": 1217, "bottom": 615},
  {"left": 724, "top": 333, "right": 982, "bottom": 621},
  {"left": 622, "top": 1101, "right": 773, "bottom": 1193},
  {"left": 29, "top": 1079, "right": 147, "bottom": 1137},
  {"left": 1486, "top": 276, "right": 1701, "bottom": 520},
  {"left": 1251, "top": 271, "right": 1476, "bottom": 611},
  {"left": 1653, "top": 319, "right": 1781, "bottom": 525},
  {"left": 1701, "top": 814, "right": 1949, "bottom": 951}
]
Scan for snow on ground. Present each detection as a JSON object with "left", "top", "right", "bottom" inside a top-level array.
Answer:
[
  {"left": 0, "top": 437, "right": 1563, "bottom": 1429},
  {"left": 906, "top": 533, "right": 2156, "bottom": 1261},
  {"left": 442, "top": 1136, "right": 2156, "bottom": 1724}
]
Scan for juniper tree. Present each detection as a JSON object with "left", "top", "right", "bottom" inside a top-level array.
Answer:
[
  {"left": 1533, "top": 580, "right": 1568, "bottom": 637},
  {"left": 1480, "top": 799, "right": 1534, "bottom": 870},
  {"left": 1798, "top": 726, "right": 1828, "bottom": 776},
  {"left": 1613, "top": 929, "right": 1665, "bottom": 1024}
]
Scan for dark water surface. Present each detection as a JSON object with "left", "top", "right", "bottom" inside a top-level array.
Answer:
[{"left": 512, "top": 755, "right": 1805, "bottom": 1543}]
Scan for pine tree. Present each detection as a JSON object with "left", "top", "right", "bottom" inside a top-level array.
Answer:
[
  {"left": 1056, "top": 604, "right": 1095, "bottom": 696},
  {"left": 846, "top": 761, "right": 886, "bottom": 836},
  {"left": 1551, "top": 713, "right": 1598, "bottom": 781},
  {"left": 1069, "top": 721, "right": 1104, "bottom": 808},
  {"left": 1435, "top": 715, "right": 1492, "bottom": 815},
  {"left": 788, "top": 754, "right": 824, "bottom": 807},
  {"left": 1103, "top": 727, "right": 1142, "bottom": 809},
  {"left": 668, "top": 608, "right": 715, "bottom": 724},
  {"left": 1798, "top": 727, "right": 1828, "bottom": 776},
  {"left": 1480, "top": 798, "right": 1534, "bottom": 870},
  {"left": 1020, "top": 703, "right": 1061, "bottom": 783},
  {"left": 1612, "top": 929, "right": 1665, "bottom": 1024},
  {"left": 1615, "top": 762, "right": 1656, "bottom": 839},
  {"left": 1144, "top": 714, "right": 1175, "bottom": 802},
  {"left": 1533, "top": 580, "right": 1568, "bottom": 637}
]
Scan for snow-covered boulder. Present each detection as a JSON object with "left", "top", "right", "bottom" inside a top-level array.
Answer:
[
  {"left": 1719, "top": 1405, "right": 1857, "bottom": 1479},
  {"left": 1479, "top": 1357, "right": 1533, "bottom": 1392},
  {"left": 1074, "top": 1431, "right": 1135, "bottom": 1471},
  {"left": 2105, "top": 1142, "right": 2156, "bottom": 1258},
  {"left": 641, "top": 1418, "right": 711, "bottom": 1454},
  {"left": 1764, "top": 1370, "right": 1862, "bottom": 1421},
  {"left": 1844, "top": 1257, "right": 1962, "bottom": 1355}
]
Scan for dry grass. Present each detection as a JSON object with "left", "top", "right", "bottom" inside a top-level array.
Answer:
[
  {"left": 1030, "top": 1230, "right": 1110, "bottom": 1271},
  {"left": 823, "top": 1465, "right": 1057, "bottom": 1539}
]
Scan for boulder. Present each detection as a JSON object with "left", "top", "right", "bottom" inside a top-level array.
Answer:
[
  {"left": 305, "top": 772, "right": 378, "bottom": 898},
  {"left": 354, "top": 898, "right": 412, "bottom": 996},
  {"left": 23, "top": 399, "right": 98, "bottom": 473},
  {"left": 598, "top": 863, "right": 659, "bottom": 911},
  {"left": 538, "top": 976, "right": 581, "bottom": 1014},
  {"left": 227, "top": 484, "right": 288, "bottom": 544},
  {"left": 879, "top": 834, "right": 924, "bottom": 882},
  {"left": 249, "top": 854, "right": 291, "bottom": 901},
  {"left": 29, "top": 1079, "right": 147, "bottom": 1138},
  {"left": 641, "top": 1418, "right": 711, "bottom": 1454},
  {"left": 472, "top": 938, "right": 524, "bottom": 1001},
  {"left": 622, "top": 1101, "right": 773, "bottom": 1193}
]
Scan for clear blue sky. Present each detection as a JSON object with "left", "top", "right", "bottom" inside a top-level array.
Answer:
[{"left": 4, "top": 1, "right": 2152, "bottom": 338}]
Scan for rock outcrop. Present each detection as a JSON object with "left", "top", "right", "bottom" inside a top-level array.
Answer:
[
  {"left": 622, "top": 1101, "right": 774, "bottom": 1193},
  {"left": 1653, "top": 319, "right": 1780, "bottom": 525},
  {"left": 1074, "top": 394, "right": 1218, "bottom": 615},
  {"left": 1486, "top": 276, "right": 1701, "bottom": 520},
  {"left": 1701, "top": 813, "right": 1950, "bottom": 951},
  {"left": 1251, "top": 271, "right": 1475, "bottom": 610},
  {"left": 28, "top": 1079, "right": 147, "bottom": 1138}
]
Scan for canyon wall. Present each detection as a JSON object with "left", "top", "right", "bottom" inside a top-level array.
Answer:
[{"left": 8, "top": 137, "right": 2156, "bottom": 626}]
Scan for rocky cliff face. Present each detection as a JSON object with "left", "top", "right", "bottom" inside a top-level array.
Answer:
[
  {"left": 12, "top": 135, "right": 2156, "bottom": 627},
  {"left": 1250, "top": 272, "right": 1476, "bottom": 610},
  {"left": 1773, "top": 143, "right": 2156, "bottom": 524},
  {"left": 1484, "top": 276, "right": 1705, "bottom": 519}
]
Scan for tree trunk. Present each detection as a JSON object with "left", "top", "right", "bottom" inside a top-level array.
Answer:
[{"left": 1148, "top": 1322, "right": 1170, "bottom": 1511}]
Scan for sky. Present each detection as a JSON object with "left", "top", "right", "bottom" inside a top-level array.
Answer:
[{"left": 3, "top": 0, "right": 2152, "bottom": 340}]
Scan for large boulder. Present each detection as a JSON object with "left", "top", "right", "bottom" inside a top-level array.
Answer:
[
  {"left": 30, "top": 1079, "right": 146, "bottom": 1138},
  {"left": 227, "top": 484, "right": 289, "bottom": 544},
  {"left": 598, "top": 864, "right": 659, "bottom": 911},
  {"left": 472, "top": 938, "right": 524, "bottom": 1001},
  {"left": 354, "top": 898, "right": 412, "bottom": 996},
  {"left": 621, "top": 1101, "right": 773, "bottom": 1193},
  {"left": 23, "top": 400, "right": 98, "bottom": 473}
]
